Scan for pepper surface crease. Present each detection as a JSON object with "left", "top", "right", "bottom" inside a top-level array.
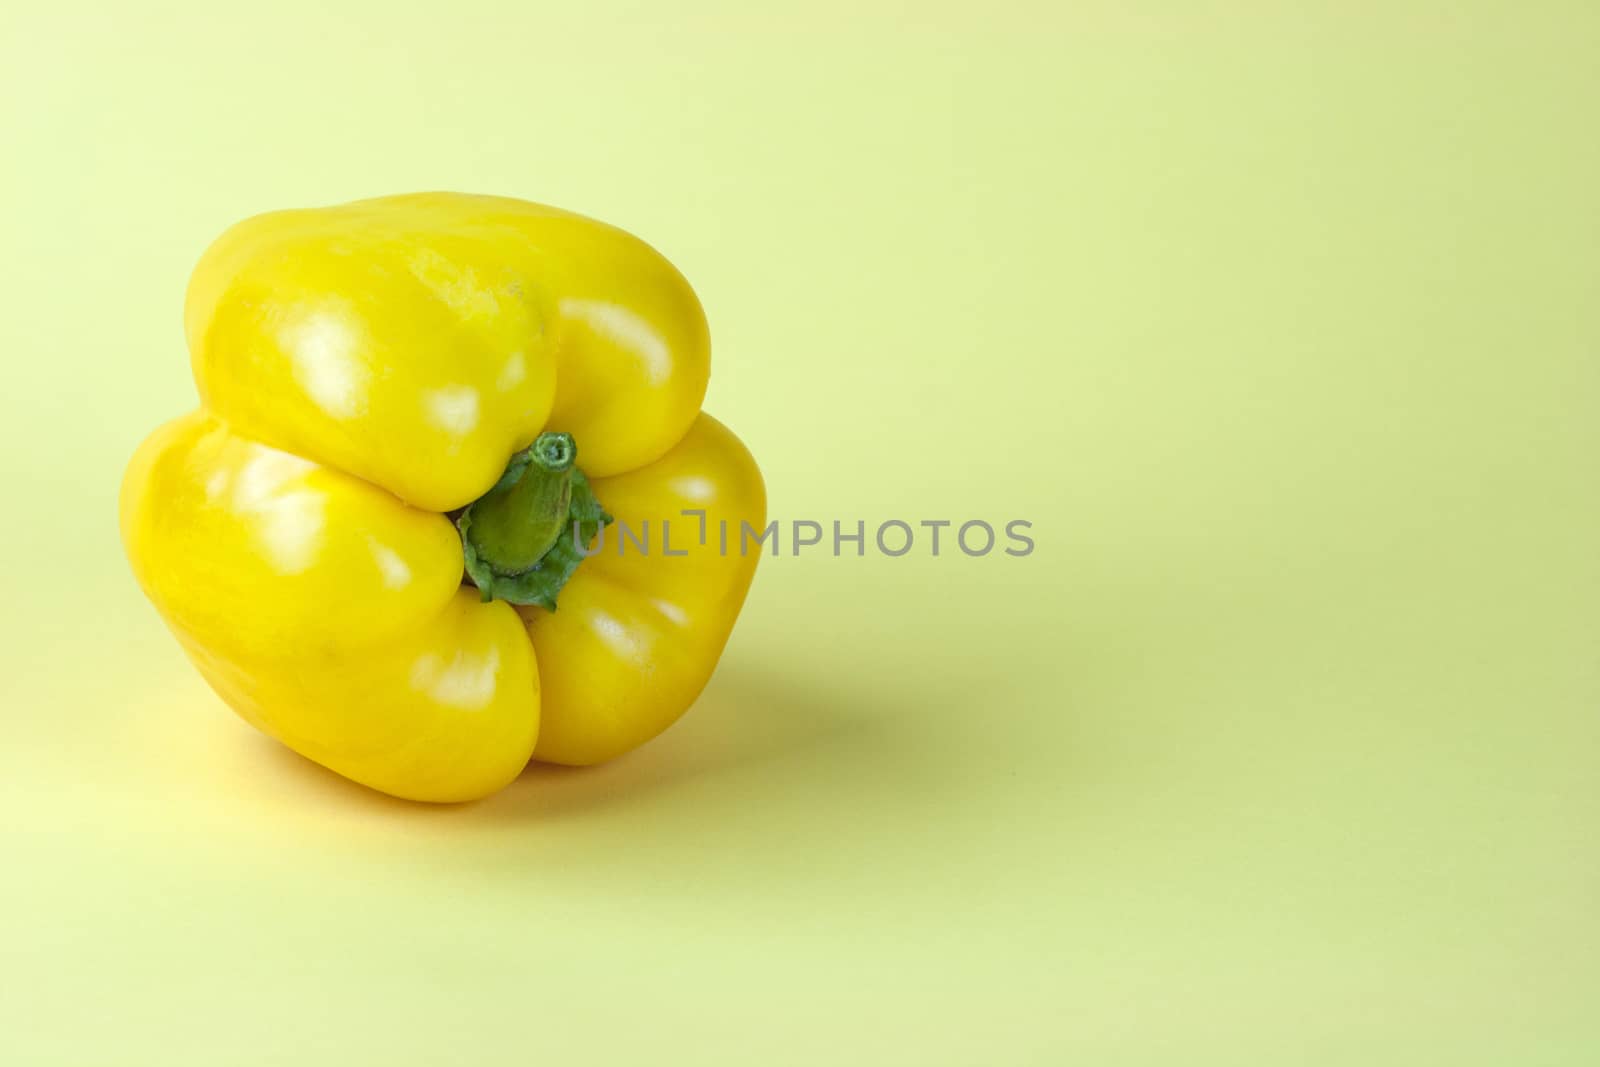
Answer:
[{"left": 121, "top": 193, "right": 766, "bottom": 802}]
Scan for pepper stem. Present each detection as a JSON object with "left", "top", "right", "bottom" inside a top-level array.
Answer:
[{"left": 457, "top": 432, "right": 611, "bottom": 611}]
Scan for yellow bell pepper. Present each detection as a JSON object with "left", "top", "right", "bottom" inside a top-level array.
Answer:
[{"left": 120, "top": 193, "right": 766, "bottom": 803}]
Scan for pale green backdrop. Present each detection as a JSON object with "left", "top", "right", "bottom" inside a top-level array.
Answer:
[{"left": 1, "top": 2, "right": 1595, "bottom": 1063}]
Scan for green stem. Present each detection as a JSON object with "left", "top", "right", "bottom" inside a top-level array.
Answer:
[{"left": 457, "top": 432, "right": 611, "bottom": 611}]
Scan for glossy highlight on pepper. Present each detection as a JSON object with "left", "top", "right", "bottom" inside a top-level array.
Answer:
[{"left": 120, "top": 193, "right": 766, "bottom": 802}]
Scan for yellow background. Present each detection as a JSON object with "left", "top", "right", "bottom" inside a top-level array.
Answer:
[{"left": 2, "top": 2, "right": 1595, "bottom": 1062}]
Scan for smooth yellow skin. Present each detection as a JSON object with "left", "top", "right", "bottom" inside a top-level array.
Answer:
[{"left": 121, "top": 193, "right": 765, "bottom": 803}]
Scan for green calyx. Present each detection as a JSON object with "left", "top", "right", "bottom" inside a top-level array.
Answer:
[{"left": 457, "top": 432, "right": 611, "bottom": 611}]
